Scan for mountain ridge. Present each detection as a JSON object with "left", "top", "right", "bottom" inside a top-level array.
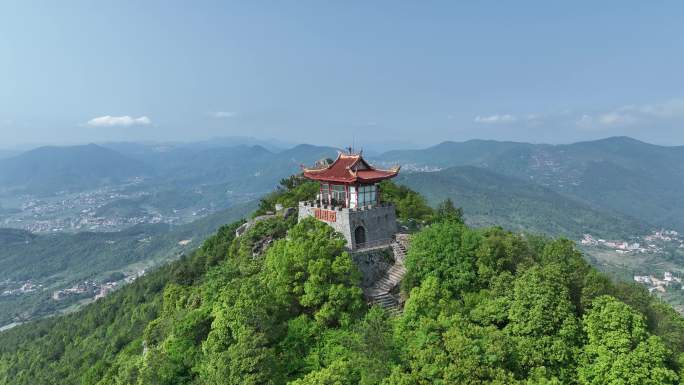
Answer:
[
  {"left": 376, "top": 136, "right": 684, "bottom": 232},
  {"left": 397, "top": 165, "right": 649, "bottom": 238},
  {"left": 0, "top": 144, "right": 150, "bottom": 194}
]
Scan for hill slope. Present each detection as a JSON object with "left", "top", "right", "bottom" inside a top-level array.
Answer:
[
  {"left": 1, "top": 186, "right": 683, "bottom": 385},
  {"left": 378, "top": 137, "right": 684, "bottom": 231},
  {"left": 0, "top": 201, "right": 256, "bottom": 325},
  {"left": 397, "top": 166, "right": 648, "bottom": 238},
  {"left": 0, "top": 142, "right": 339, "bottom": 197},
  {"left": 0, "top": 144, "right": 150, "bottom": 194}
]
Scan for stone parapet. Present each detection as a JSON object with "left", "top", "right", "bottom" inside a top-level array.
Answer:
[{"left": 298, "top": 201, "right": 398, "bottom": 250}]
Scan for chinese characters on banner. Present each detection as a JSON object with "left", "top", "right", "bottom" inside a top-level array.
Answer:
[{"left": 314, "top": 208, "right": 337, "bottom": 222}]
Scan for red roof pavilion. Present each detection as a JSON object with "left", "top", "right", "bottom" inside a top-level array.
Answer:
[
  {"left": 302, "top": 152, "right": 400, "bottom": 184},
  {"left": 302, "top": 151, "right": 400, "bottom": 208}
]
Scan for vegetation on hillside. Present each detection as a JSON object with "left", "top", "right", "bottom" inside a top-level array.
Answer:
[
  {"left": 397, "top": 166, "right": 647, "bottom": 238},
  {"left": 378, "top": 137, "right": 684, "bottom": 232},
  {"left": 2, "top": 183, "right": 684, "bottom": 384},
  {"left": 379, "top": 180, "right": 435, "bottom": 228},
  {"left": 255, "top": 175, "right": 319, "bottom": 216},
  {"left": 0, "top": 203, "right": 255, "bottom": 326}
]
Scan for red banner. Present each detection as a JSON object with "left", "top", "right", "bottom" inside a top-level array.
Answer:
[{"left": 314, "top": 208, "right": 337, "bottom": 222}]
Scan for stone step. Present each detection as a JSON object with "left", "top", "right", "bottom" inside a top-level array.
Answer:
[
  {"left": 374, "top": 277, "right": 400, "bottom": 287},
  {"left": 366, "top": 240, "right": 411, "bottom": 315},
  {"left": 374, "top": 296, "right": 395, "bottom": 304},
  {"left": 372, "top": 294, "right": 398, "bottom": 307},
  {"left": 370, "top": 280, "right": 393, "bottom": 288},
  {"left": 374, "top": 297, "right": 395, "bottom": 304},
  {"left": 386, "top": 271, "right": 404, "bottom": 279},
  {"left": 371, "top": 285, "right": 393, "bottom": 292}
]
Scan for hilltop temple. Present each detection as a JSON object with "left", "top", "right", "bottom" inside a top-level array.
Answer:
[{"left": 298, "top": 149, "right": 400, "bottom": 250}]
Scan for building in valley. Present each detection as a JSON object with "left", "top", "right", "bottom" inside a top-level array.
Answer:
[{"left": 298, "top": 149, "right": 400, "bottom": 250}]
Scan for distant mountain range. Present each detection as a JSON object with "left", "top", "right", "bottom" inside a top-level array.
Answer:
[
  {"left": 377, "top": 136, "right": 684, "bottom": 232},
  {"left": 1, "top": 136, "right": 682, "bottom": 235},
  {"left": 0, "top": 150, "right": 20, "bottom": 160},
  {"left": 1, "top": 135, "right": 683, "bottom": 325},
  {"left": 397, "top": 166, "right": 647, "bottom": 238},
  {"left": 0, "top": 144, "right": 151, "bottom": 194},
  {"left": 0, "top": 142, "right": 337, "bottom": 195}
]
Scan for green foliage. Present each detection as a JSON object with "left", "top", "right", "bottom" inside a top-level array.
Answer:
[
  {"left": 506, "top": 264, "right": 581, "bottom": 380},
  {"left": 0, "top": 203, "right": 254, "bottom": 325},
  {"left": 403, "top": 221, "right": 481, "bottom": 294},
  {"left": 256, "top": 175, "right": 318, "bottom": 216},
  {"left": 265, "top": 218, "right": 364, "bottom": 327},
  {"left": 435, "top": 198, "right": 464, "bottom": 223},
  {"left": 2, "top": 185, "right": 684, "bottom": 385},
  {"left": 378, "top": 180, "right": 434, "bottom": 227},
  {"left": 397, "top": 165, "right": 648, "bottom": 239},
  {"left": 579, "top": 296, "right": 678, "bottom": 384}
]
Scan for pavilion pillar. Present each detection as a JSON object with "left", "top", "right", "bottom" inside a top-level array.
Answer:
[
  {"left": 319, "top": 183, "right": 323, "bottom": 206},
  {"left": 344, "top": 184, "right": 349, "bottom": 208},
  {"left": 376, "top": 184, "right": 380, "bottom": 205}
]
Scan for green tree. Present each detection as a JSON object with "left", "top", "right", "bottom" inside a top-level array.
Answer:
[
  {"left": 256, "top": 175, "right": 318, "bottom": 216},
  {"left": 475, "top": 227, "right": 532, "bottom": 282},
  {"left": 403, "top": 220, "right": 481, "bottom": 295},
  {"left": 378, "top": 181, "right": 434, "bottom": 226},
  {"left": 264, "top": 218, "right": 364, "bottom": 327},
  {"left": 578, "top": 295, "right": 678, "bottom": 385},
  {"left": 435, "top": 198, "right": 464, "bottom": 223},
  {"left": 506, "top": 264, "right": 581, "bottom": 381},
  {"left": 289, "top": 359, "right": 359, "bottom": 385},
  {"left": 539, "top": 239, "right": 590, "bottom": 311}
]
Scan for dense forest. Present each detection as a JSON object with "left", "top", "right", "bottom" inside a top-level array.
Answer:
[{"left": 1, "top": 179, "right": 684, "bottom": 384}]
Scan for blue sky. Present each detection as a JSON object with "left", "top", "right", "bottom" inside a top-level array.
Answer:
[{"left": 1, "top": 1, "right": 684, "bottom": 148}]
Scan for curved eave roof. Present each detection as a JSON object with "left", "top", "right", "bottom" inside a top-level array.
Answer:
[{"left": 302, "top": 152, "right": 400, "bottom": 184}]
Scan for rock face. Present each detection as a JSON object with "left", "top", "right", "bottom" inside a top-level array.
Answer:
[
  {"left": 281, "top": 207, "right": 296, "bottom": 219},
  {"left": 352, "top": 248, "right": 395, "bottom": 288},
  {"left": 235, "top": 214, "right": 276, "bottom": 237}
]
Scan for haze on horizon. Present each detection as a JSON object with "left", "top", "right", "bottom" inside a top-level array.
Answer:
[{"left": 2, "top": 1, "right": 684, "bottom": 148}]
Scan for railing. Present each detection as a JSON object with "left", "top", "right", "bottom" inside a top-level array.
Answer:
[
  {"left": 352, "top": 238, "right": 394, "bottom": 252},
  {"left": 300, "top": 200, "right": 394, "bottom": 212}
]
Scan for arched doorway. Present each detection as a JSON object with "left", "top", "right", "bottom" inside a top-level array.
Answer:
[{"left": 354, "top": 226, "right": 366, "bottom": 247}]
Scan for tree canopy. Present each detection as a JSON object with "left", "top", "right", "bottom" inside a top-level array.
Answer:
[{"left": 2, "top": 184, "right": 684, "bottom": 385}]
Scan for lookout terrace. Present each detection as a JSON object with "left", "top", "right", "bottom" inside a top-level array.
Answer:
[{"left": 298, "top": 149, "right": 400, "bottom": 250}]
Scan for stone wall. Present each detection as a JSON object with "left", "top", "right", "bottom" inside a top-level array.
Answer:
[
  {"left": 298, "top": 201, "right": 398, "bottom": 249},
  {"left": 351, "top": 247, "right": 395, "bottom": 288},
  {"left": 347, "top": 204, "right": 397, "bottom": 247}
]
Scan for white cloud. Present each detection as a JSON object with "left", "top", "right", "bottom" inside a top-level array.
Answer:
[
  {"left": 597, "top": 111, "right": 636, "bottom": 126},
  {"left": 637, "top": 99, "right": 684, "bottom": 119},
  {"left": 471, "top": 98, "right": 684, "bottom": 133},
  {"left": 474, "top": 114, "right": 517, "bottom": 124},
  {"left": 86, "top": 115, "right": 151, "bottom": 127},
  {"left": 212, "top": 111, "right": 238, "bottom": 118},
  {"left": 575, "top": 99, "right": 684, "bottom": 129}
]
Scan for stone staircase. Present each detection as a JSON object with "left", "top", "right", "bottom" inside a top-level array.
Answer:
[{"left": 366, "top": 234, "right": 410, "bottom": 314}]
